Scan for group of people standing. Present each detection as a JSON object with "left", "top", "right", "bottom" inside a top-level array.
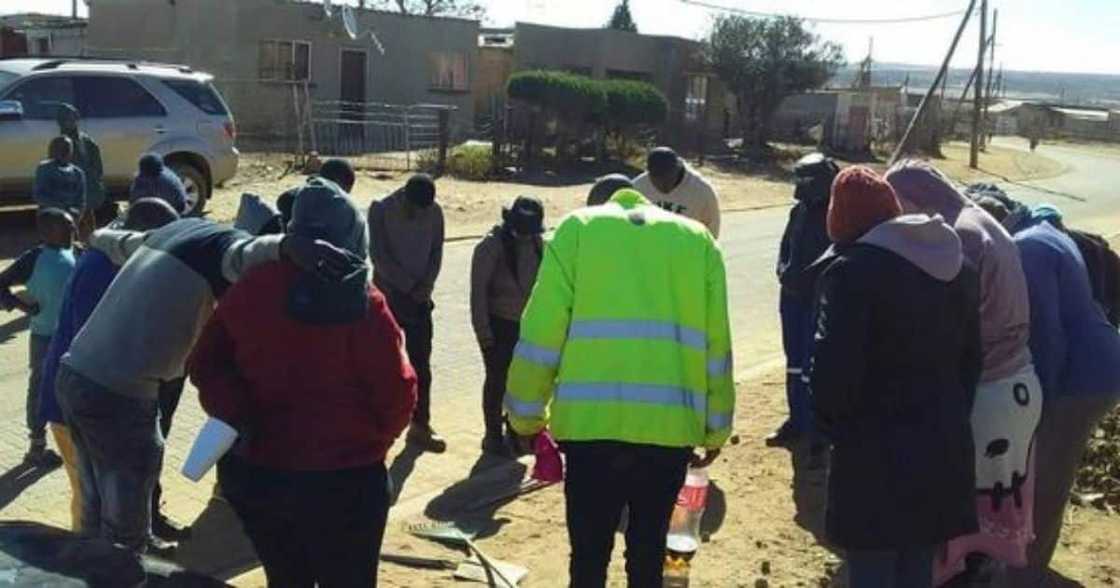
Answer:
[
  {"left": 776, "top": 155, "right": 1120, "bottom": 587},
  {"left": 3, "top": 105, "right": 1118, "bottom": 588}
]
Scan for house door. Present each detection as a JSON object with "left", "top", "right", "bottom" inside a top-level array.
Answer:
[{"left": 339, "top": 50, "right": 367, "bottom": 153}]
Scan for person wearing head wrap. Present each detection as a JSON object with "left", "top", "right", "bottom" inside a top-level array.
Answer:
[
  {"left": 367, "top": 173, "right": 446, "bottom": 453},
  {"left": 470, "top": 196, "right": 545, "bottom": 456},
  {"left": 769, "top": 153, "right": 838, "bottom": 451},
  {"left": 189, "top": 177, "right": 414, "bottom": 588},
  {"left": 586, "top": 174, "right": 633, "bottom": 207},
  {"left": 129, "top": 154, "right": 188, "bottom": 214},
  {"left": 632, "top": 147, "right": 721, "bottom": 237},
  {"left": 810, "top": 166, "right": 980, "bottom": 588},
  {"left": 885, "top": 161, "right": 1043, "bottom": 585},
  {"left": 1000, "top": 204, "right": 1120, "bottom": 587}
]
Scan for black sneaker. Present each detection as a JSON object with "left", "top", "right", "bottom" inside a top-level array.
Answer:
[
  {"left": 152, "top": 512, "right": 192, "bottom": 541},
  {"left": 407, "top": 425, "right": 448, "bottom": 454},
  {"left": 23, "top": 447, "right": 63, "bottom": 469},
  {"left": 764, "top": 422, "right": 803, "bottom": 448},
  {"left": 481, "top": 435, "right": 514, "bottom": 458},
  {"left": 146, "top": 535, "right": 178, "bottom": 558}
]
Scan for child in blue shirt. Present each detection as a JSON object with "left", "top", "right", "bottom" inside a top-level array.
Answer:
[
  {"left": 0, "top": 208, "right": 78, "bottom": 467},
  {"left": 33, "top": 136, "right": 86, "bottom": 218}
]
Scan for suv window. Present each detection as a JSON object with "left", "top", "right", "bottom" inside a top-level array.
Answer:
[
  {"left": 4, "top": 76, "right": 77, "bottom": 119},
  {"left": 77, "top": 76, "right": 167, "bottom": 118},
  {"left": 162, "top": 79, "right": 229, "bottom": 115}
]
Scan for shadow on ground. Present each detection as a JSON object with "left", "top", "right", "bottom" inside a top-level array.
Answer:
[
  {"left": 0, "top": 521, "right": 230, "bottom": 586},
  {"left": 0, "top": 462, "right": 58, "bottom": 512},
  {"left": 0, "top": 314, "right": 30, "bottom": 345},
  {"left": 173, "top": 497, "right": 258, "bottom": 582},
  {"left": 388, "top": 444, "right": 425, "bottom": 505},
  {"left": 423, "top": 454, "right": 529, "bottom": 541}
]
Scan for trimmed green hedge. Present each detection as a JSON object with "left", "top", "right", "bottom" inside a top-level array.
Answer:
[
  {"left": 507, "top": 70, "right": 607, "bottom": 121},
  {"left": 601, "top": 79, "right": 668, "bottom": 127}
]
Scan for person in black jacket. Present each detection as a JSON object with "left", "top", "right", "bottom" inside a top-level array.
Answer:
[
  {"left": 811, "top": 166, "right": 982, "bottom": 588},
  {"left": 770, "top": 153, "right": 837, "bottom": 449}
]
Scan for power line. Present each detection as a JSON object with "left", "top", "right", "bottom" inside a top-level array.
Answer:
[{"left": 680, "top": 0, "right": 970, "bottom": 25}]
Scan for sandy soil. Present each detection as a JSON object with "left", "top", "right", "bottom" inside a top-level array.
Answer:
[{"left": 369, "top": 365, "right": 1120, "bottom": 588}]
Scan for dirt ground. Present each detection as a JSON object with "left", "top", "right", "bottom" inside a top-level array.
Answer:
[
  {"left": 207, "top": 140, "right": 1060, "bottom": 241},
  {"left": 368, "top": 365, "right": 1119, "bottom": 588}
]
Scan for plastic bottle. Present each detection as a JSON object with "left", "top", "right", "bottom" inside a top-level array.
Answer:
[{"left": 667, "top": 467, "right": 709, "bottom": 554}]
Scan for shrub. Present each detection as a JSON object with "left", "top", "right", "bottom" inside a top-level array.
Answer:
[
  {"left": 507, "top": 70, "right": 607, "bottom": 122},
  {"left": 446, "top": 143, "right": 493, "bottom": 181},
  {"left": 600, "top": 79, "right": 668, "bottom": 128}
]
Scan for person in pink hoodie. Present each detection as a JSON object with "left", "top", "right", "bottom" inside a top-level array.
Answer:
[{"left": 885, "top": 160, "right": 1040, "bottom": 585}]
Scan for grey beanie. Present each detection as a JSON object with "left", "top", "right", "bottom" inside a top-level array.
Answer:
[
  {"left": 287, "top": 177, "right": 369, "bottom": 258},
  {"left": 234, "top": 193, "right": 282, "bottom": 236}
]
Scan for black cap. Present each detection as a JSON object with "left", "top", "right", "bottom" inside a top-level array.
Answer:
[{"left": 504, "top": 195, "right": 545, "bottom": 235}]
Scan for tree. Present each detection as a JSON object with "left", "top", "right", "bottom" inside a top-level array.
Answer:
[
  {"left": 370, "top": 0, "right": 485, "bottom": 19},
  {"left": 706, "top": 15, "right": 843, "bottom": 149},
  {"left": 606, "top": 0, "right": 638, "bottom": 33}
]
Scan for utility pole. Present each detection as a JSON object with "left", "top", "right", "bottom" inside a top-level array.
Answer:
[
  {"left": 969, "top": 0, "right": 987, "bottom": 169},
  {"left": 892, "top": 0, "right": 978, "bottom": 164},
  {"left": 981, "top": 8, "right": 998, "bottom": 150},
  {"left": 72, "top": 0, "right": 78, "bottom": 19}
]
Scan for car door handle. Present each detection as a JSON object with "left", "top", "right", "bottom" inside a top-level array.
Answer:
[{"left": 154, "top": 125, "right": 167, "bottom": 134}]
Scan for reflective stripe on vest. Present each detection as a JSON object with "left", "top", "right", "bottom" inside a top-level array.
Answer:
[
  {"left": 568, "top": 319, "right": 706, "bottom": 351},
  {"left": 513, "top": 341, "right": 562, "bottom": 368},
  {"left": 506, "top": 394, "right": 545, "bottom": 419},
  {"left": 556, "top": 381, "right": 705, "bottom": 415},
  {"left": 707, "top": 353, "right": 733, "bottom": 377}
]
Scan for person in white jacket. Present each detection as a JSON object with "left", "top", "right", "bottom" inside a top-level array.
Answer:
[{"left": 632, "top": 147, "right": 721, "bottom": 238}]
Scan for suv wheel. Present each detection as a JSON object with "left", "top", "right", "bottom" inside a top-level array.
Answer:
[{"left": 169, "top": 162, "right": 209, "bottom": 216}]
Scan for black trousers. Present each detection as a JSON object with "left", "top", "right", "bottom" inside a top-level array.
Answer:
[
  {"left": 481, "top": 316, "right": 519, "bottom": 438},
  {"left": 401, "top": 310, "right": 434, "bottom": 427},
  {"left": 218, "top": 455, "right": 391, "bottom": 588},
  {"left": 150, "top": 377, "right": 185, "bottom": 518},
  {"left": 562, "top": 441, "right": 691, "bottom": 588}
]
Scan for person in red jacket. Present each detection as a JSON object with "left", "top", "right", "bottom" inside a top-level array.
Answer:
[{"left": 188, "top": 178, "right": 416, "bottom": 588}]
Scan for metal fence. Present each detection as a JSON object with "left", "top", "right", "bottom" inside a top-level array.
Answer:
[{"left": 306, "top": 101, "right": 449, "bottom": 171}]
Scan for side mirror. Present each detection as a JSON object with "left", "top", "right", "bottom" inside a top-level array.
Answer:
[{"left": 0, "top": 100, "right": 23, "bottom": 121}]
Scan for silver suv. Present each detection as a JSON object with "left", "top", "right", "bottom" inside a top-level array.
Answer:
[{"left": 0, "top": 58, "right": 239, "bottom": 215}]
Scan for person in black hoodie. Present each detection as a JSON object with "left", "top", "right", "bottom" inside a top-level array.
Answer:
[
  {"left": 811, "top": 166, "right": 981, "bottom": 588},
  {"left": 769, "top": 153, "right": 838, "bottom": 448}
]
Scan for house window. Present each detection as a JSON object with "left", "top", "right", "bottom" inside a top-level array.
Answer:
[
  {"left": 430, "top": 52, "right": 469, "bottom": 91},
  {"left": 685, "top": 75, "right": 708, "bottom": 122},
  {"left": 259, "top": 40, "right": 311, "bottom": 82}
]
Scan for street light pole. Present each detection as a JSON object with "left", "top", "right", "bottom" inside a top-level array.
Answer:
[{"left": 969, "top": 0, "right": 988, "bottom": 169}]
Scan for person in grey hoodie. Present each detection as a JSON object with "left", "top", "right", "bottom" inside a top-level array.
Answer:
[
  {"left": 470, "top": 196, "right": 545, "bottom": 456},
  {"left": 885, "top": 160, "right": 1041, "bottom": 585},
  {"left": 55, "top": 216, "right": 351, "bottom": 553}
]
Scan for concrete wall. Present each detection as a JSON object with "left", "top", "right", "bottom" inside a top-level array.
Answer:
[{"left": 87, "top": 0, "right": 478, "bottom": 148}]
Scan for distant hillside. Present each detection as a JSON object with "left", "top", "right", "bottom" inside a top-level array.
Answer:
[{"left": 833, "top": 62, "right": 1120, "bottom": 108}]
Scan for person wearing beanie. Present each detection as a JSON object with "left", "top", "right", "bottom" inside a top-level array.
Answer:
[
  {"left": 277, "top": 157, "right": 357, "bottom": 227},
  {"left": 36, "top": 199, "right": 179, "bottom": 538},
  {"left": 190, "top": 177, "right": 415, "bottom": 587},
  {"left": 885, "top": 160, "right": 1041, "bottom": 585},
  {"left": 470, "top": 196, "right": 545, "bottom": 456},
  {"left": 769, "top": 153, "right": 838, "bottom": 452},
  {"left": 587, "top": 174, "right": 633, "bottom": 206},
  {"left": 811, "top": 166, "right": 980, "bottom": 588},
  {"left": 129, "top": 154, "right": 188, "bottom": 214},
  {"left": 632, "top": 147, "right": 721, "bottom": 237},
  {"left": 368, "top": 173, "right": 446, "bottom": 453}
]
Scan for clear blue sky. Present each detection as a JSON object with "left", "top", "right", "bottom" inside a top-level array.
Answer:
[{"left": 6, "top": 0, "right": 1119, "bottom": 75}]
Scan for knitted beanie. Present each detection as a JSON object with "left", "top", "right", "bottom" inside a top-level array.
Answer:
[{"left": 827, "top": 165, "right": 903, "bottom": 244}]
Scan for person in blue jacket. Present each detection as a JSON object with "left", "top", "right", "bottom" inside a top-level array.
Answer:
[{"left": 1003, "top": 207, "right": 1120, "bottom": 586}]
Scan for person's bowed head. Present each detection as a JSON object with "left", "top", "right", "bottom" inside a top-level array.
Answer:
[{"left": 587, "top": 174, "right": 634, "bottom": 207}]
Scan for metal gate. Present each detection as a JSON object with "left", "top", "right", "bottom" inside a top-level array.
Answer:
[{"left": 304, "top": 99, "right": 446, "bottom": 171}]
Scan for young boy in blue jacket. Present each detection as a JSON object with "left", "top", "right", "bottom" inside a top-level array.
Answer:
[{"left": 0, "top": 208, "right": 77, "bottom": 467}]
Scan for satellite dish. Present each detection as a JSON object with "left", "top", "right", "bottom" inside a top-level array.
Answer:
[
  {"left": 322, "top": 0, "right": 333, "bottom": 18},
  {"left": 342, "top": 5, "right": 359, "bottom": 40}
]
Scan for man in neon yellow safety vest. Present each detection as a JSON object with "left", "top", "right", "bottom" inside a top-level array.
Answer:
[{"left": 506, "top": 187, "right": 735, "bottom": 588}]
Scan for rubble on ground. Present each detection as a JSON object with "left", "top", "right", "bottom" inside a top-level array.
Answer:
[{"left": 1075, "top": 406, "right": 1120, "bottom": 512}]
